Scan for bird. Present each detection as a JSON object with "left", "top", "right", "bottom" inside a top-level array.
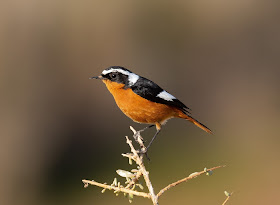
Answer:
[{"left": 91, "top": 66, "right": 212, "bottom": 151}]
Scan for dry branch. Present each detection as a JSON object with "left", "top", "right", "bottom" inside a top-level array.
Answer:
[
  {"left": 157, "top": 165, "right": 226, "bottom": 198},
  {"left": 82, "top": 179, "right": 150, "bottom": 198},
  {"left": 125, "top": 136, "right": 158, "bottom": 205},
  {"left": 82, "top": 126, "right": 227, "bottom": 204}
]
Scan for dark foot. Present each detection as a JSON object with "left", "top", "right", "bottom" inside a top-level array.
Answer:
[
  {"left": 133, "top": 125, "right": 154, "bottom": 143},
  {"left": 136, "top": 149, "right": 150, "bottom": 161},
  {"left": 133, "top": 131, "right": 143, "bottom": 141}
]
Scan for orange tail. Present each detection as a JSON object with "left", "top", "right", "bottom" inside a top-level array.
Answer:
[{"left": 178, "top": 112, "right": 212, "bottom": 134}]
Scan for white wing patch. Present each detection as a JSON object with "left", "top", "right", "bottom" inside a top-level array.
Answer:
[
  {"left": 102, "top": 68, "right": 139, "bottom": 86},
  {"left": 128, "top": 73, "right": 139, "bottom": 86},
  {"left": 156, "top": 90, "right": 176, "bottom": 101}
]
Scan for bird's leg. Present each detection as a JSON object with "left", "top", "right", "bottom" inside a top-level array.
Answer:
[
  {"left": 132, "top": 125, "right": 154, "bottom": 160},
  {"left": 139, "top": 123, "right": 161, "bottom": 155},
  {"left": 139, "top": 124, "right": 155, "bottom": 133},
  {"left": 146, "top": 129, "right": 161, "bottom": 151},
  {"left": 133, "top": 124, "right": 154, "bottom": 141},
  {"left": 137, "top": 129, "right": 161, "bottom": 158}
]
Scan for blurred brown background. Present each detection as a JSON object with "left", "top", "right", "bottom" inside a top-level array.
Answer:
[{"left": 1, "top": 1, "right": 280, "bottom": 204}]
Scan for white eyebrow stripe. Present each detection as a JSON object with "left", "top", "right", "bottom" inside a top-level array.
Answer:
[
  {"left": 102, "top": 68, "right": 139, "bottom": 86},
  {"left": 156, "top": 90, "right": 176, "bottom": 101},
  {"left": 102, "top": 68, "right": 131, "bottom": 76}
]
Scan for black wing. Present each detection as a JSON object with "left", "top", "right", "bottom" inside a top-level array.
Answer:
[{"left": 130, "top": 77, "right": 191, "bottom": 114}]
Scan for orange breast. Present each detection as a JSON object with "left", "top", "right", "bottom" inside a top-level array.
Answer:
[{"left": 102, "top": 80, "right": 178, "bottom": 124}]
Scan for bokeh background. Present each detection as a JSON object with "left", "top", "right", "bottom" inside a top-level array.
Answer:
[{"left": 1, "top": 1, "right": 280, "bottom": 204}]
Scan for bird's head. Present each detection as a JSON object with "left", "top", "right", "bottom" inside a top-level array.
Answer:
[{"left": 90, "top": 66, "right": 139, "bottom": 89}]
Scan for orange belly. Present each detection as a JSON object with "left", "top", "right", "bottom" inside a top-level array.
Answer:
[{"left": 103, "top": 80, "right": 178, "bottom": 124}]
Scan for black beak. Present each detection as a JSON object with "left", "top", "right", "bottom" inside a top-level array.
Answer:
[{"left": 89, "top": 75, "right": 103, "bottom": 80}]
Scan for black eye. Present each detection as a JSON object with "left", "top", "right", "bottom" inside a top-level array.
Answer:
[{"left": 110, "top": 73, "right": 116, "bottom": 78}]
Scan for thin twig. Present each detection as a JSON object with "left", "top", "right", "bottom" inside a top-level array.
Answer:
[
  {"left": 222, "top": 192, "right": 233, "bottom": 205},
  {"left": 157, "top": 165, "right": 226, "bottom": 198},
  {"left": 82, "top": 179, "right": 150, "bottom": 198},
  {"left": 125, "top": 169, "right": 143, "bottom": 189}
]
